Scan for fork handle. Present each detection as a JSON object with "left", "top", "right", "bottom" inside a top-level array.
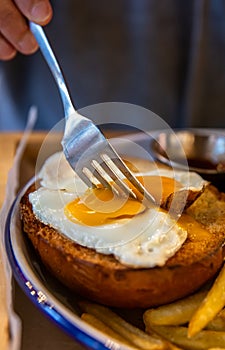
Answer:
[{"left": 30, "top": 22, "right": 75, "bottom": 118}]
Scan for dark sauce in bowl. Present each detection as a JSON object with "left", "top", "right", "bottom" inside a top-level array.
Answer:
[
  {"left": 174, "top": 157, "right": 225, "bottom": 171},
  {"left": 187, "top": 158, "right": 218, "bottom": 170},
  {"left": 151, "top": 130, "right": 225, "bottom": 192}
]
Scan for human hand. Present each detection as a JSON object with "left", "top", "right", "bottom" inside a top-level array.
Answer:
[{"left": 0, "top": 0, "right": 52, "bottom": 60}]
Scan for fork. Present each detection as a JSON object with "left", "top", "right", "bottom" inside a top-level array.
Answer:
[{"left": 30, "top": 22, "right": 155, "bottom": 206}]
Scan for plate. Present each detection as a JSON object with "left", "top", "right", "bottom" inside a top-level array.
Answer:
[
  {"left": 5, "top": 128, "right": 224, "bottom": 349},
  {"left": 5, "top": 178, "right": 130, "bottom": 350},
  {"left": 4, "top": 130, "right": 156, "bottom": 350}
]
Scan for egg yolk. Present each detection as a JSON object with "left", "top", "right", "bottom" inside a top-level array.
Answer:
[
  {"left": 64, "top": 175, "right": 184, "bottom": 226},
  {"left": 64, "top": 187, "right": 146, "bottom": 226},
  {"left": 137, "top": 175, "right": 183, "bottom": 204}
]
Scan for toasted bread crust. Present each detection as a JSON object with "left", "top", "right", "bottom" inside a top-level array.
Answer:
[{"left": 20, "top": 184, "right": 225, "bottom": 308}]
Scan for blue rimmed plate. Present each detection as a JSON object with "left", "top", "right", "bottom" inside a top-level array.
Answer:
[{"left": 4, "top": 178, "right": 132, "bottom": 350}]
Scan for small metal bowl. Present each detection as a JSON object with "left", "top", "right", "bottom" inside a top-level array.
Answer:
[{"left": 151, "top": 129, "right": 225, "bottom": 192}]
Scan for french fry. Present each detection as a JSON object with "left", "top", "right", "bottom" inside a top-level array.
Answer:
[
  {"left": 188, "top": 264, "right": 225, "bottom": 337},
  {"left": 206, "top": 315, "right": 225, "bottom": 332},
  {"left": 147, "top": 325, "right": 225, "bottom": 350},
  {"left": 81, "top": 313, "right": 138, "bottom": 348},
  {"left": 218, "top": 309, "right": 225, "bottom": 318},
  {"left": 144, "top": 290, "right": 207, "bottom": 326},
  {"left": 79, "top": 301, "right": 177, "bottom": 350}
]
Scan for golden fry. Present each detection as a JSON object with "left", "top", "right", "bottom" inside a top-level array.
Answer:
[
  {"left": 188, "top": 264, "right": 225, "bottom": 337},
  {"left": 206, "top": 315, "right": 225, "bottom": 332},
  {"left": 147, "top": 325, "right": 225, "bottom": 350},
  {"left": 144, "top": 291, "right": 207, "bottom": 326},
  {"left": 79, "top": 301, "right": 175, "bottom": 350},
  {"left": 216, "top": 308, "right": 225, "bottom": 320},
  {"left": 81, "top": 313, "right": 138, "bottom": 348}
]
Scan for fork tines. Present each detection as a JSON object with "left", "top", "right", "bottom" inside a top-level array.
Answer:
[{"left": 79, "top": 144, "right": 155, "bottom": 207}]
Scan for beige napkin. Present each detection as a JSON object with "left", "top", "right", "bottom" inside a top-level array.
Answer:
[{"left": 0, "top": 107, "right": 37, "bottom": 350}]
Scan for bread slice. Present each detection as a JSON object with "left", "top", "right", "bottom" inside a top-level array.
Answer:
[{"left": 20, "top": 184, "right": 225, "bottom": 308}]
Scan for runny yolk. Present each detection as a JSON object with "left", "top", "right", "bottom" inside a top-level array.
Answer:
[
  {"left": 137, "top": 175, "right": 183, "bottom": 204},
  {"left": 64, "top": 187, "right": 146, "bottom": 226},
  {"left": 64, "top": 175, "right": 184, "bottom": 226}
]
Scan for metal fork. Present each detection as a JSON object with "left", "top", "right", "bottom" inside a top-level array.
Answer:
[{"left": 30, "top": 22, "right": 155, "bottom": 206}]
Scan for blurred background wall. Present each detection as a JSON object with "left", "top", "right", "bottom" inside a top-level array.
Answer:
[{"left": 0, "top": 0, "right": 225, "bottom": 131}]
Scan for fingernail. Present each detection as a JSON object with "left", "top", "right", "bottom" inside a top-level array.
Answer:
[
  {"left": 31, "top": 2, "right": 51, "bottom": 23},
  {"left": 18, "top": 32, "right": 38, "bottom": 53}
]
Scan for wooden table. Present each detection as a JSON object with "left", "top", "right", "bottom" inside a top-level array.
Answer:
[
  {"left": 0, "top": 133, "right": 21, "bottom": 207},
  {"left": 0, "top": 133, "right": 23, "bottom": 350},
  {"left": 0, "top": 132, "right": 86, "bottom": 350}
]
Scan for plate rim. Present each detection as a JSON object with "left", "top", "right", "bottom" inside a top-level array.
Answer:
[{"left": 4, "top": 180, "right": 129, "bottom": 350}]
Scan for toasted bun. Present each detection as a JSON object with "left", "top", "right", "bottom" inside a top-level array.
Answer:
[{"left": 20, "top": 184, "right": 225, "bottom": 308}]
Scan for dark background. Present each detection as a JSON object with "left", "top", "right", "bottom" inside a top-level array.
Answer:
[{"left": 1, "top": 0, "right": 225, "bottom": 130}]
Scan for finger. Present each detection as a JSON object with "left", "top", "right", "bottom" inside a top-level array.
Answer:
[
  {"left": 14, "top": 0, "right": 53, "bottom": 25},
  {"left": 0, "top": 0, "right": 38, "bottom": 54},
  {"left": 0, "top": 33, "right": 16, "bottom": 60}
]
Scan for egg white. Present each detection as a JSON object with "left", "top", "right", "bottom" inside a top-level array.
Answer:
[{"left": 29, "top": 152, "right": 207, "bottom": 268}]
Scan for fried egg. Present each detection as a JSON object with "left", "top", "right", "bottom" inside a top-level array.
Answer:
[{"left": 29, "top": 152, "right": 208, "bottom": 268}]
